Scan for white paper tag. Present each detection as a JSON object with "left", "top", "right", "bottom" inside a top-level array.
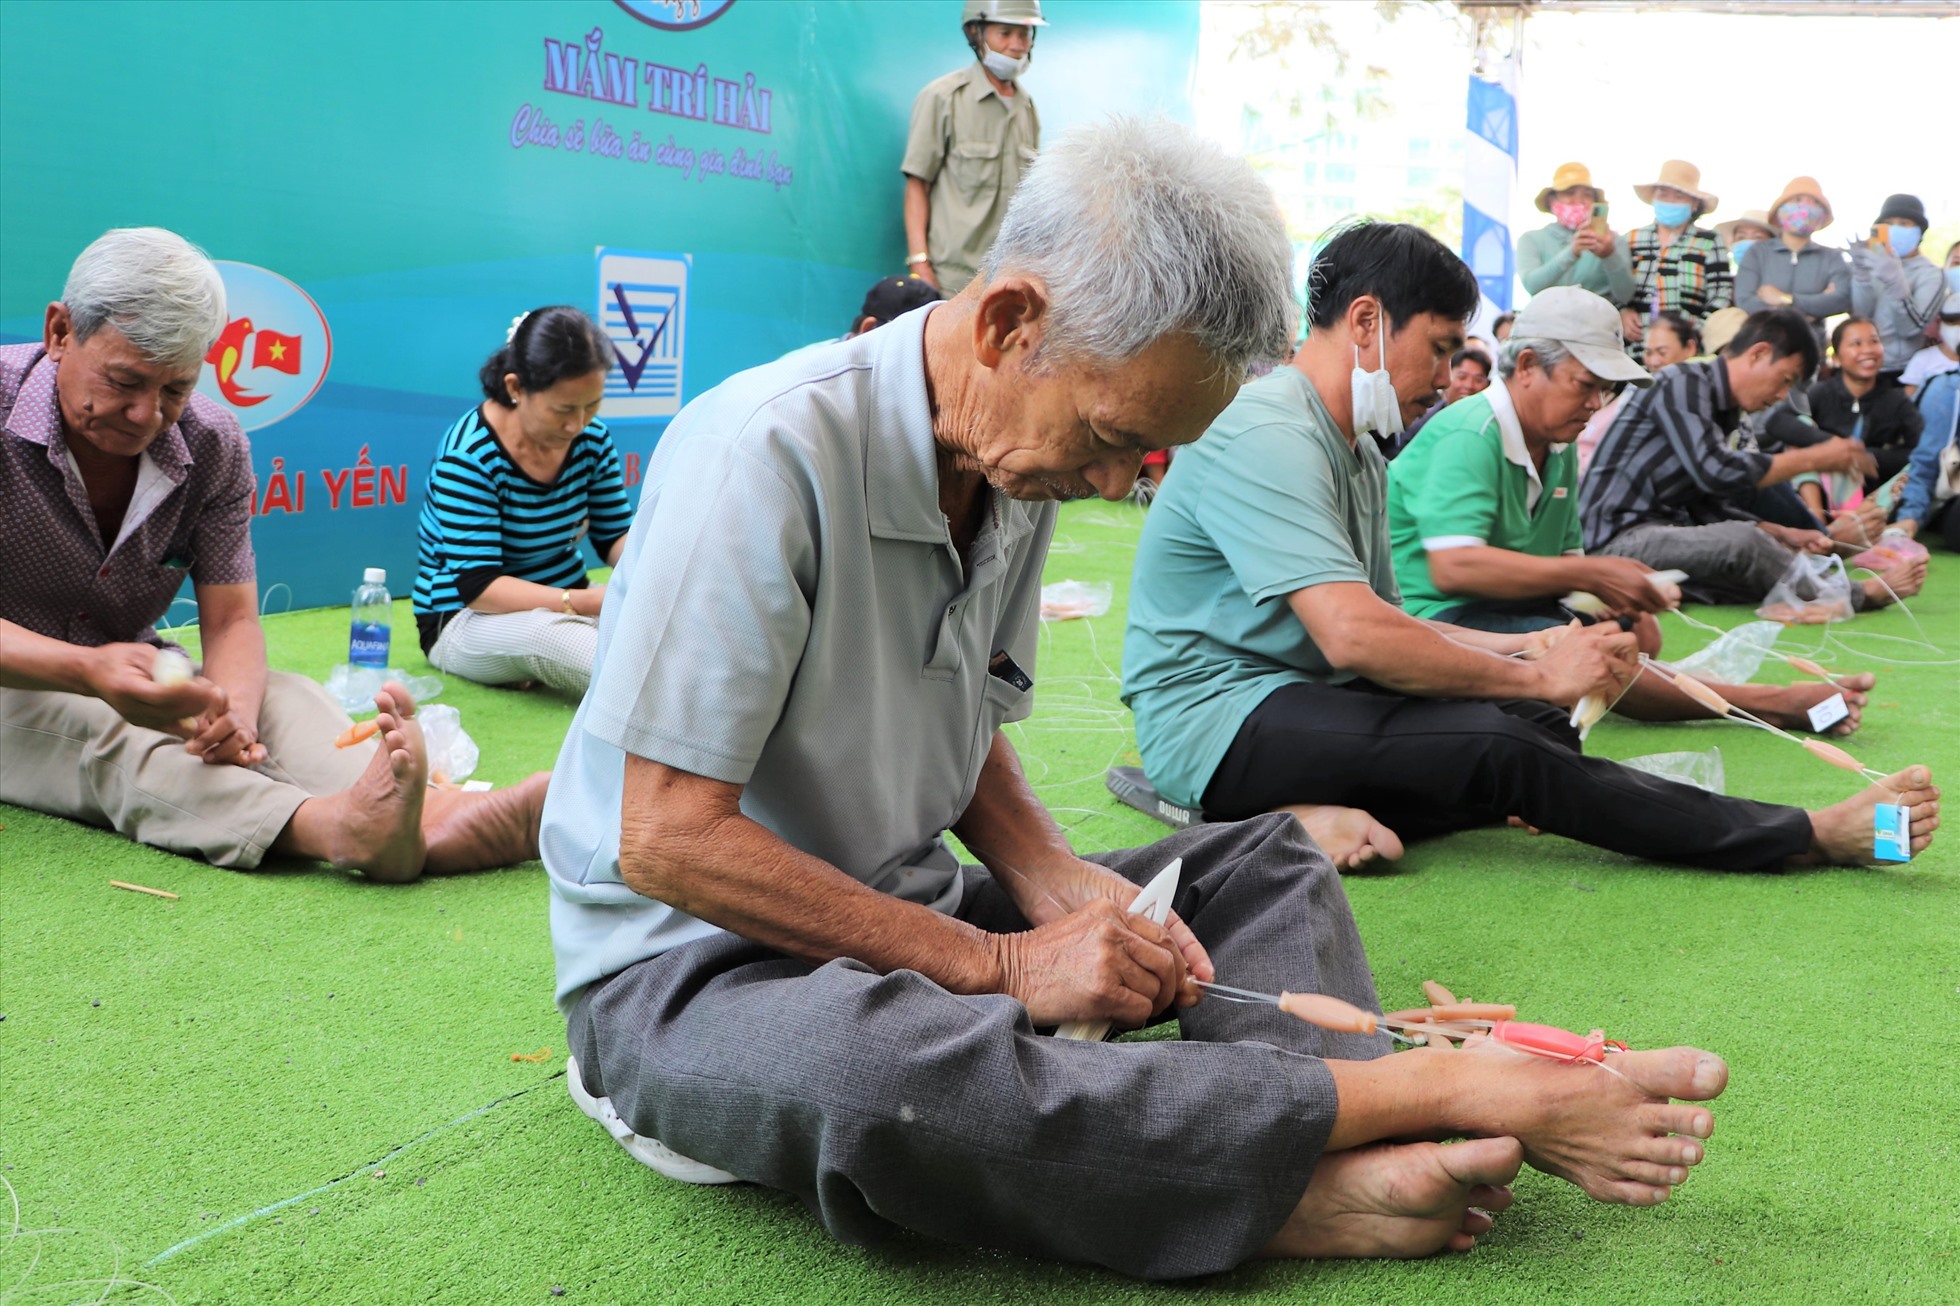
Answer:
[{"left": 1806, "top": 693, "right": 1849, "bottom": 733}]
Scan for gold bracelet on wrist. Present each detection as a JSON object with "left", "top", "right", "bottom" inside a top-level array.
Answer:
[{"left": 561, "top": 588, "right": 576, "bottom": 615}]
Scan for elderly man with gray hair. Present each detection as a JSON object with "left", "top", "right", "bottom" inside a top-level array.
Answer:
[
  {"left": 545, "top": 122, "right": 1770, "bottom": 1277},
  {"left": 0, "top": 227, "right": 546, "bottom": 881}
]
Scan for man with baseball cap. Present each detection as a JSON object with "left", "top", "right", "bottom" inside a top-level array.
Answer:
[
  {"left": 1388, "top": 287, "right": 1866, "bottom": 734},
  {"left": 1516, "top": 163, "right": 1634, "bottom": 303}
]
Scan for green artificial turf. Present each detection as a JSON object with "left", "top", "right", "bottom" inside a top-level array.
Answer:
[{"left": 3, "top": 501, "right": 1956, "bottom": 1305}]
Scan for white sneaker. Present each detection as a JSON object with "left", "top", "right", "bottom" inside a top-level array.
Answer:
[{"left": 565, "top": 1054, "right": 740, "bottom": 1185}]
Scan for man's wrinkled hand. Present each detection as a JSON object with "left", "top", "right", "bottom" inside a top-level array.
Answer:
[
  {"left": 185, "top": 691, "right": 268, "bottom": 767},
  {"left": 995, "top": 898, "right": 1190, "bottom": 1028},
  {"left": 1000, "top": 856, "right": 1214, "bottom": 997},
  {"left": 1532, "top": 623, "right": 1637, "bottom": 707},
  {"left": 86, "top": 644, "right": 219, "bottom": 735},
  {"left": 1583, "top": 556, "right": 1674, "bottom": 614},
  {"left": 1827, "top": 500, "right": 1886, "bottom": 548}
]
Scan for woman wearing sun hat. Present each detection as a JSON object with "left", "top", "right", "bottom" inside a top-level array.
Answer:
[
  {"left": 1622, "top": 159, "right": 1732, "bottom": 362},
  {"left": 1715, "top": 210, "right": 1775, "bottom": 270},
  {"left": 1516, "top": 161, "right": 1634, "bottom": 303},
  {"left": 1735, "top": 177, "right": 1851, "bottom": 355},
  {"left": 1850, "top": 192, "right": 1946, "bottom": 380}
]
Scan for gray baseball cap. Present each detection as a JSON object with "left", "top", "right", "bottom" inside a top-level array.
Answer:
[{"left": 1511, "top": 286, "right": 1654, "bottom": 386}]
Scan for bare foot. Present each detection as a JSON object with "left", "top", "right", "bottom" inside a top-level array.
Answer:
[
  {"left": 1260, "top": 1137, "right": 1522, "bottom": 1259},
  {"left": 1457, "top": 1042, "right": 1727, "bottom": 1206},
  {"left": 1800, "top": 765, "right": 1940, "bottom": 865},
  {"left": 1729, "top": 673, "right": 1873, "bottom": 737},
  {"left": 1860, "top": 557, "right": 1927, "bottom": 608},
  {"left": 296, "top": 683, "right": 427, "bottom": 882},
  {"left": 423, "top": 771, "right": 550, "bottom": 874},
  {"left": 1276, "top": 804, "right": 1405, "bottom": 870}
]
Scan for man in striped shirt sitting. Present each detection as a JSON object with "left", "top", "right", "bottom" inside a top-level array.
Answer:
[{"left": 1579, "top": 308, "right": 1924, "bottom": 610}]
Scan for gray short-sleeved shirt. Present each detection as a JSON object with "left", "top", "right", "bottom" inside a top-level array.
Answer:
[{"left": 542, "top": 312, "right": 1056, "bottom": 1008}]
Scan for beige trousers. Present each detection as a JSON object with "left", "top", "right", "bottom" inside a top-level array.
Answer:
[{"left": 0, "top": 671, "right": 373, "bottom": 869}]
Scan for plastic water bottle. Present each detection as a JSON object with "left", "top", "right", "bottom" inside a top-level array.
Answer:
[{"left": 349, "top": 567, "right": 392, "bottom": 668}]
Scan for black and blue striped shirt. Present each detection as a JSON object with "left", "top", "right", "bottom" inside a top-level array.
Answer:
[
  {"left": 1579, "top": 358, "right": 1772, "bottom": 550},
  {"left": 413, "top": 406, "right": 633, "bottom": 651}
]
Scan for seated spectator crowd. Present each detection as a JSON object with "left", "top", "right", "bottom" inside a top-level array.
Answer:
[{"left": 1, "top": 111, "right": 1949, "bottom": 1285}]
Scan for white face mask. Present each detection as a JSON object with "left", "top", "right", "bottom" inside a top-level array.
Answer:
[
  {"left": 1941, "top": 323, "right": 1960, "bottom": 352},
  {"left": 1350, "top": 313, "right": 1405, "bottom": 439},
  {"left": 982, "top": 48, "right": 1029, "bottom": 81}
]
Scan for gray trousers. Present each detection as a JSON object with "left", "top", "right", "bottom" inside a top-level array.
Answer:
[
  {"left": 1595, "top": 520, "right": 1798, "bottom": 604},
  {"left": 1597, "top": 518, "right": 1869, "bottom": 611},
  {"left": 567, "top": 814, "right": 1387, "bottom": 1280}
]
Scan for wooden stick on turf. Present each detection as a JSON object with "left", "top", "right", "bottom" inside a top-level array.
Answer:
[{"left": 109, "top": 879, "right": 179, "bottom": 900}]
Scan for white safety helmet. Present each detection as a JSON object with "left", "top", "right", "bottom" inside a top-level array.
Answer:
[{"left": 962, "top": 0, "right": 1048, "bottom": 29}]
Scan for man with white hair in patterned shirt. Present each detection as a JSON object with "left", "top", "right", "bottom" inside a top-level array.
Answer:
[{"left": 0, "top": 226, "right": 544, "bottom": 881}]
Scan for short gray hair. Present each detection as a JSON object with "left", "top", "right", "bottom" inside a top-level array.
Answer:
[
  {"left": 982, "top": 116, "right": 1296, "bottom": 379},
  {"left": 62, "top": 227, "right": 228, "bottom": 372},
  {"left": 1498, "top": 335, "right": 1572, "bottom": 379}
]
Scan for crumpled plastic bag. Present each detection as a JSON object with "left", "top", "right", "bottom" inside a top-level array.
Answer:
[
  {"left": 417, "top": 704, "right": 479, "bottom": 786},
  {"left": 1668, "top": 620, "right": 1781, "bottom": 684},
  {"left": 1849, "top": 534, "right": 1929, "bottom": 575},
  {"left": 1620, "top": 747, "right": 1725, "bottom": 795},
  {"left": 1040, "top": 580, "right": 1113, "bottom": 622},
  {"left": 1755, "top": 553, "right": 1855, "bottom": 625},
  {"left": 325, "top": 664, "right": 443, "bottom": 714}
]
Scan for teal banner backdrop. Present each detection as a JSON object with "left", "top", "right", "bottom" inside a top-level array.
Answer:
[{"left": 0, "top": 0, "right": 1198, "bottom": 612}]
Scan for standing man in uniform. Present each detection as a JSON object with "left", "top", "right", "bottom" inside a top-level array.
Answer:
[{"left": 901, "top": 0, "right": 1045, "bottom": 294}]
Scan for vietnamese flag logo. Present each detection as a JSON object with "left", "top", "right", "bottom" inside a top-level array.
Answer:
[
  {"left": 195, "top": 262, "right": 333, "bottom": 432},
  {"left": 205, "top": 321, "right": 303, "bottom": 405},
  {"left": 254, "top": 329, "right": 302, "bottom": 374}
]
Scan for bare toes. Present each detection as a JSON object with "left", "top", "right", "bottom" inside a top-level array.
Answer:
[
  {"left": 1597, "top": 1179, "right": 1671, "bottom": 1206},
  {"left": 1616, "top": 1159, "right": 1690, "bottom": 1188},
  {"left": 1635, "top": 1134, "right": 1704, "bottom": 1168},
  {"left": 1642, "top": 1101, "right": 1716, "bottom": 1140},
  {"left": 1617, "top": 1047, "right": 1728, "bottom": 1102}
]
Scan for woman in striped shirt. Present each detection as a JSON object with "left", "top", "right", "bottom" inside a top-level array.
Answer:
[{"left": 413, "top": 306, "right": 633, "bottom": 697}]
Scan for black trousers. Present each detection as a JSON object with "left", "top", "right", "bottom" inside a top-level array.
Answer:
[
  {"left": 1740, "top": 482, "right": 1825, "bottom": 532},
  {"left": 1202, "top": 680, "right": 1814, "bottom": 871}
]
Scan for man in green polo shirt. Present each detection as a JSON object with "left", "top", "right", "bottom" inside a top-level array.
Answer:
[
  {"left": 1389, "top": 286, "right": 1873, "bottom": 734},
  {"left": 1120, "top": 224, "right": 1921, "bottom": 876}
]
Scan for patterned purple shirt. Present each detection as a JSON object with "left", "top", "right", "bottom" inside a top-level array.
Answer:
[{"left": 0, "top": 342, "right": 257, "bottom": 648}]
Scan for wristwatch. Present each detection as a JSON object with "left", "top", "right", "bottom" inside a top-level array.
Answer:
[
  {"left": 907, "top": 252, "right": 931, "bottom": 266},
  {"left": 560, "top": 588, "right": 577, "bottom": 615}
]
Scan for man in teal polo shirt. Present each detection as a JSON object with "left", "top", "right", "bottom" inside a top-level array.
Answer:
[
  {"left": 1390, "top": 287, "right": 1873, "bottom": 734},
  {"left": 1120, "top": 225, "right": 1926, "bottom": 876}
]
